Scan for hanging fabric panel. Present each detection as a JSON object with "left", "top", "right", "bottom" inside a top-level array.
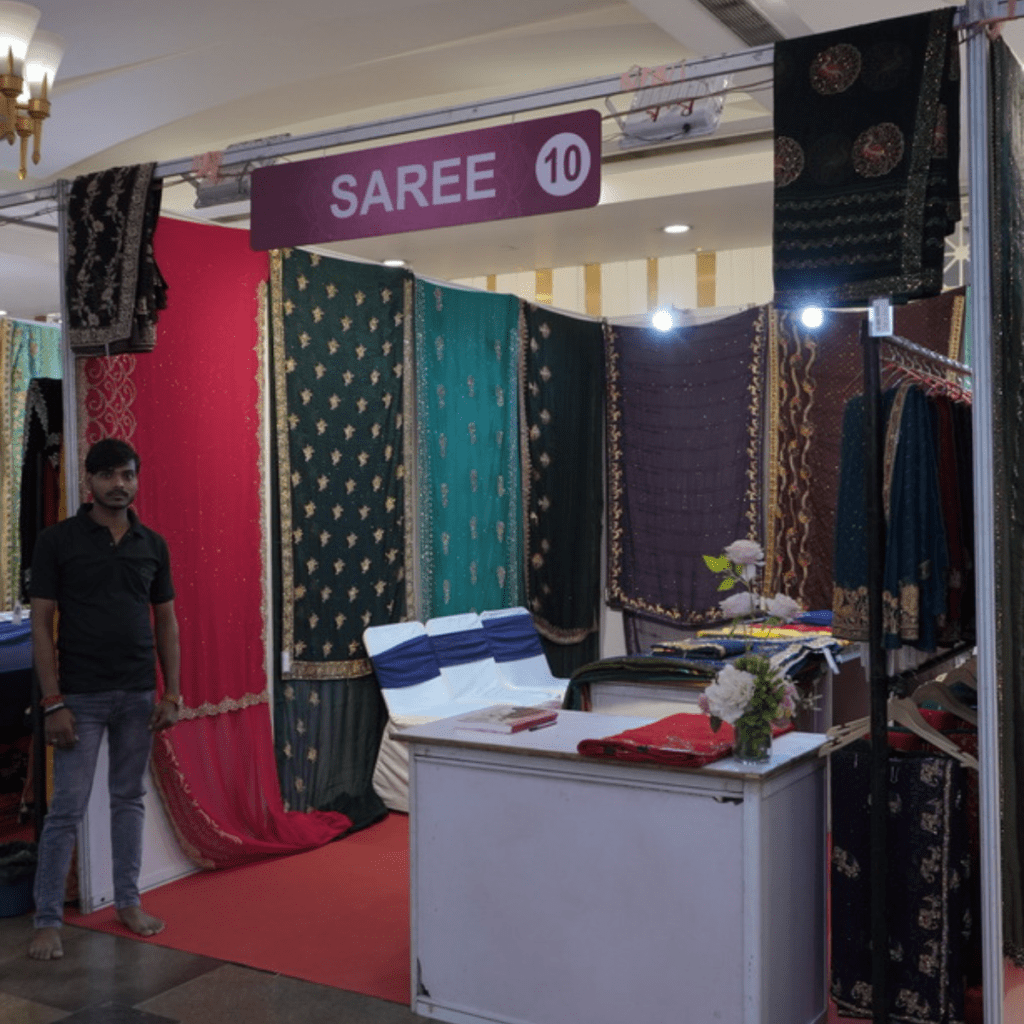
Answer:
[
  {"left": 79, "top": 218, "right": 350, "bottom": 868},
  {"left": 18, "top": 378, "right": 63, "bottom": 603},
  {"left": 416, "top": 282, "right": 521, "bottom": 618},
  {"left": 0, "top": 319, "right": 62, "bottom": 609},
  {"left": 830, "top": 741, "right": 972, "bottom": 1023},
  {"left": 832, "top": 384, "right": 963, "bottom": 650},
  {"left": 273, "top": 675, "right": 387, "bottom": 827},
  {"left": 65, "top": 163, "right": 167, "bottom": 353},
  {"left": 605, "top": 307, "right": 767, "bottom": 627},
  {"left": 773, "top": 9, "right": 960, "bottom": 307},
  {"left": 271, "top": 250, "right": 412, "bottom": 680},
  {"left": 766, "top": 289, "right": 965, "bottom": 613},
  {"left": 988, "top": 36, "right": 1024, "bottom": 968},
  {"left": 521, "top": 304, "right": 604, "bottom": 676}
]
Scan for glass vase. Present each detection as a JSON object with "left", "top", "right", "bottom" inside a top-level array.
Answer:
[{"left": 732, "top": 714, "right": 772, "bottom": 765}]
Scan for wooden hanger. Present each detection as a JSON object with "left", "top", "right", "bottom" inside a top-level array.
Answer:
[
  {"left": 910, "top": 679, "right": 978, "bottom": 726},
  {"left": 819, "top": 697, "right": 978, "bottom": 770},
  {"left": 936, "top": 662, "right": 977, "bottom": 691}
]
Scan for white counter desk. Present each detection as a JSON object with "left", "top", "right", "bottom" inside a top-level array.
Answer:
[{"left": 398, "top": 710, "right": 828, "bottom": 1024}]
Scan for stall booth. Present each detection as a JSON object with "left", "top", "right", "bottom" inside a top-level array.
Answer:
[{"left": 0, "top": 4, "right": 1019, "bottom": 1023}]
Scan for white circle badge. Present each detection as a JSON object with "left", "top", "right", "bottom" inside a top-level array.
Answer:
[{"left": 535, "top": 132, "right": 592, "bottom": 197}]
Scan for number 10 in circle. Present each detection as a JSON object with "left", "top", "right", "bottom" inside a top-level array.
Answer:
[{"left": 535, "top": 132, "right": 592, "bottom": 197}]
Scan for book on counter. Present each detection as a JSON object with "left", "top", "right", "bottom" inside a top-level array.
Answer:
[{"left": 453, "top": 704, "right": 559, "bottom": 734}]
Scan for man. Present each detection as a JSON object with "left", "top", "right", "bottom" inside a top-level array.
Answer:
[{"left": 27, "top": 438, "right": 181, "bottom": 961}]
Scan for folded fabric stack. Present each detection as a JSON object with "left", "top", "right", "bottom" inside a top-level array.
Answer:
[{"left": 576, "top": 713, "right": 794, "bottom": 769}]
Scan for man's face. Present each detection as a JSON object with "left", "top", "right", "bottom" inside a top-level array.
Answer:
[{"left": 86, "top": 461, "right": 139, "bottom": 511}]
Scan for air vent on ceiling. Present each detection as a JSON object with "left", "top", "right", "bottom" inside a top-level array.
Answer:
[{"left": 691, "top": 0, "right": 784, "bottom": 47}]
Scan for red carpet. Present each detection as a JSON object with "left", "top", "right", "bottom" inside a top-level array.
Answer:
[{"left": 68, "top": 812, "right": 410, "bottom": 1004}]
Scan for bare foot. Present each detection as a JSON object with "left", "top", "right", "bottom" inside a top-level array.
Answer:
[
  {"left": 115, "top": 905, "right": 164, "bottom": 937},
  {"left": 28, "top": 927, "right": 63, "bottom": 960}
]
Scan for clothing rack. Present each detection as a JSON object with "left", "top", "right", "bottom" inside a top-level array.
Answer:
[
  {"left": 883, "top": 333, "right": 973, "bottom": 375},
  {"left": 860, "top": 320, "right": 976, "bottom": 1024}
]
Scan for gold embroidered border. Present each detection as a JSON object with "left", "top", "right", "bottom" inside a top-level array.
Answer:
[
  {"left": 402, "top": 276, "right": 417, "bottom": 622},
  {"left": 255, "top": 280, "right": 272, "bottom": 685},
  {"left": 286, "top": 656, "right": 372, "bottom": 680},
  {"left": 604, "top": 320, "right": 626, "bottom": 608},
  {"left": 745, "top": 308, "right": 768, "bottom": 558},
  {"left": 883, "top": 383, "right": 912, "bottom": 522},
  {"left": 270, "top": 249, "right": 298, "bottom": 675},
  {"left": 533, "top": 615, "right": 598, "bottom": 646},
  {"left": 948, "top": 291, "right": 966, "bottom": 362},
  {"left": 764, "top": 310, "right": 782, "bottom": 596},
  {"left": 177, "top": 689, "right": 270, "bottom": 721},
  {"left": 149, "top": 734, "right": 217, "bottom": 869},
  {"left": 0, "top": 319, "right": 13, "bottom": 607},
  {"left": 518, "top": 303, "right": 533, "bottom": 605},
  {"left": 768, "top": 311, "right": 818, "bottom": 607}
]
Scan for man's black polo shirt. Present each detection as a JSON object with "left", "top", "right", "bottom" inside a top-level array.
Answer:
[{"left": 29, "top": 504, "right": 175, "bottom": 694}]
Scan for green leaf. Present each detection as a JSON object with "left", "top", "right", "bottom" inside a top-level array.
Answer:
[
  {"left": 703, "top": 554, "right": 730, "bottom": 573},
  {"left": 717, "top": 578, "right": 737, "bottom": 592},
  {"left": 709, "top": 715, "right": 723, "bottom": 732}
]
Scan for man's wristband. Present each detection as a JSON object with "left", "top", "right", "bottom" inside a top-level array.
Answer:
[
  {"left": 43, "top": 702, "right": 66, "bottom": 716},
  {"left": 160, "top": 693, "right": 183, "bottom": 708},
  {"left": 40, "top": 694, "right": 64, "bottom": 709}
]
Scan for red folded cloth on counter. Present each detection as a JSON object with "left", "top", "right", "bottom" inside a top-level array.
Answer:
[{"left": 577, "top": 713, "right": 794, "bottom": 768}]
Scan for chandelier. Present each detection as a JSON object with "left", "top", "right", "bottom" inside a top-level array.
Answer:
[{"left": 0, "top": 2, "right": 63, "bottom": 179}]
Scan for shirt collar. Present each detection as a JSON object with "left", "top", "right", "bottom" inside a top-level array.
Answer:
[{"left": 77, "top": 503, "right": 143, "bottom": 536}]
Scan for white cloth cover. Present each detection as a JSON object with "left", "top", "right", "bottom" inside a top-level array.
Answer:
[
  {"left": 479, "top": 607, "right": 564, "bottom": 698},
  {"left": 365, "top": 609, "right": 566, "bottom": 810}
]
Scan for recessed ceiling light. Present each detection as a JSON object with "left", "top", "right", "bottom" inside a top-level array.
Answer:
[
  {"left": 662, "top": 224, "right": 691, "bottom": 235},
  {"left": 0, "top": 309, "right": 7, "bottom": 316},
  {"left": 382, "top": 258, "right": 406, "bottom": 268}
]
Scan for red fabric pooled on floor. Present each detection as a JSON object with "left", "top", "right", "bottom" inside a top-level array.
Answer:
[
  {"left": 577, "top": 712, "right": 794, "bottom": 767},
  {"left": 67, "top": 812, "right": 409, "bottom": 1004},
  {"left": 80, "top": 217, "right": 351, "bottom": 865}
]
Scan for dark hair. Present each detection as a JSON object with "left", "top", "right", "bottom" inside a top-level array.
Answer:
[{"left": 85, "top": 438, "right": 141, "bottom": 474}]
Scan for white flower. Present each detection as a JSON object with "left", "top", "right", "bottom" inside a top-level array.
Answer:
[
  {"left": 724, "top": 539, "right": 764, "bottom": 566},
  {"left": 703, "top": 665, "right": 755, "bottom": 724},
  {"left": 720, "top": 591, "right": 758, "bottom": 618},
  {"left": 778, "top": 680, "right": 799, "bottom": 719},
  {"left": 764, "top": 592, "right": 802, "bottom": 622}
]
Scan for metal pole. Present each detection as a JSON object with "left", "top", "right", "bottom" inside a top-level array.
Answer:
[
  {"left": 56, "top": 179, "right": 78, "bottom": 510},
  {"left": 964, "top": 5, "right": 1005, "bottom": 1023},
  {"left": 861, "top": 318, "right": 889, "bottom": 1023}
]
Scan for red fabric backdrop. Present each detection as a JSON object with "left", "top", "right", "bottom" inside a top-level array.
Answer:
[{"left": 81, "top": 217, "right": 350, "bottom": 867}]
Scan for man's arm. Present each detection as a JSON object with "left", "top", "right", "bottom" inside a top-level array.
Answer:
[
  {"left": 30, "top": 597, "right": 58, "bottom": 698},
  {"left": 30, "top": 597, "right": 76, "bottom": 748},
  {"left": 149, "top": 599, "right": 181, "bottom": 732}
]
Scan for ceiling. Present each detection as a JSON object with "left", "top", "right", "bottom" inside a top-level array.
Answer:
[{"left": 0, "top": 0, "right": 1020, "bottom": 320}]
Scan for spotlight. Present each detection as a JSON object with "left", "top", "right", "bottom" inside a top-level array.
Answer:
[
  {"left": 662, "top": 224, "right": 691, "bottom": 235},
  {"left": 651, "top": 308, "right": 674, "bottom": 331},
  {"left": 800, "top": 306, "right": 824, "bottom": 330}
]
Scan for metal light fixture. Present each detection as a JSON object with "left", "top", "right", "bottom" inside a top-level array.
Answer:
[{"left": 0, "top": 2, "right": 64, "bottom": 179}]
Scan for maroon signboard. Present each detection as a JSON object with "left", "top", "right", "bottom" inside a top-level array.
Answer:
[{"left": 249, "top": 110, "right": 601, "bottom": 250}]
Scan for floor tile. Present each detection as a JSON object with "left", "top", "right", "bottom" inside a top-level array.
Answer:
[
  {"left": 57, "top": 1004, "right": 177, "bottom": 1024},
  {"left": 138, "top": 963, "right": 429, "bottom": 1024},
  {"left": 0, "top": 991, "right": 68, "bottom": 1024},
  {"left": 0, "top": 916, "right": 221, "bottom": 1013}
]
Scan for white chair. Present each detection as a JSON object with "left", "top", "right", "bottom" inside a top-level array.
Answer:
[
  {"left": 364, "top": 620, "right": 448, "bottom": 813},
  {"left": 366, "top": 611, "right": 566, "bottom": 812},
  {"left": 424, "top": 611, "right": 514, "bottom": 706},
  {"left": 479, "top": 607, "right": 564, "bottom": 698}
]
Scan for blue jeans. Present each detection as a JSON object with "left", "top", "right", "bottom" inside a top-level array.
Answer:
[{"left": 33, "top": 690, "right": 154, "bottom": 929}]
